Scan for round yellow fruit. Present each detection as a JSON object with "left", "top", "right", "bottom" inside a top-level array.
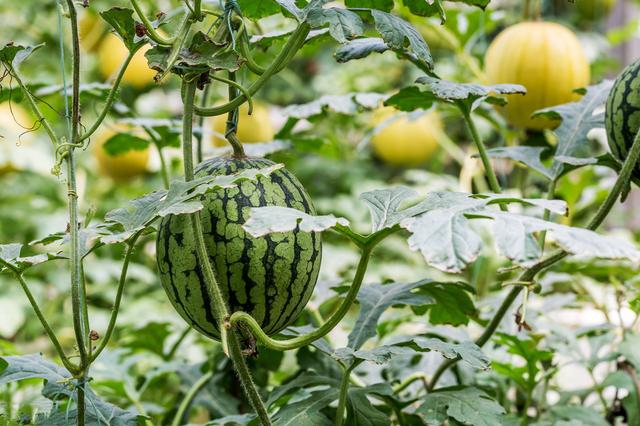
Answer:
[
  {"left": 212, "top": 103, "right": 275, "bottom": 147},
  {"left": 485, "top": 22, "right": 590, "bottom": 130},
  {"left": 576, "top": 0, "right": 616, "bottom": 20},
  {"left": 79, "top": 10, "right": 106, "bottom": 52},
  {"left": 93, "top": 126, "right": 150, "bottom": 181},
  {"left": 370, "top": 109, "right": 442, "bottom": 167},
  {"left": 98, "top": 34, "right": 156, "bottom": 89},
  {"left": 0, "top": 104, "right": 35, "bottom": 175}
]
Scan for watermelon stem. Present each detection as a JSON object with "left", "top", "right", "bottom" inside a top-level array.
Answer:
[
  {"left": 181, "top": 79, "right": 272, "bottom": 425},
  {"left": 427, "top": 128, "right": 640, "bottom": 391},
  {"left": 461, "top": 108, "right": 506, "bottom": 207},
  {"left": 229, "top": 246, "right": 373, "bottom": 351}
]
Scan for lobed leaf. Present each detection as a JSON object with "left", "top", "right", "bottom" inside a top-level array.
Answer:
[
  {"left": 243, "top": 207, "right": 349, "bottom": 237},
  {"left": 415, "top": 387, "right": 505, "bottom": 426}
]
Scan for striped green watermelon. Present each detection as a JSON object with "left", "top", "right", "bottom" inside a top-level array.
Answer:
[
  {"left": 156, "top": 157, "right": 322, "bottom": 340},
  {"left": 606, "top": 59, "right": 640, "bottom": 179}
]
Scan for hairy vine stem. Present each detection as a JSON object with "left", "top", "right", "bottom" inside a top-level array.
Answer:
[
  {"left": 335, "top": 361, "right": 361, "bottom": 426},
  {"left": 229, "top": 247, "right": 372, "bottom": 351},
  {"left": 427, "top": 128, "right": 640, "bottom": 390},
  {"left": 90, "top": 233, "right": 142, "bottom": 362},
  {"left": 461, "top": 108, "right": 505, "bottom": 203},
  {"left": 181, "top": 79, "right": 271, "bottom": 425},
  {"left": 62, "top": 1, "right": 90, "bottom": 423}
]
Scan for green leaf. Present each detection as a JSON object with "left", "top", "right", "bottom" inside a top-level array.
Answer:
[
  {"left": 345, "top": 0, "right": 394, "bottom": 11},
  {"left": 403, "top": 0, "right": 491, "bottom": 22},
  {"left": 274, "top": 0, "right": 305, "bottom": 22},
  {"left": 103, "top": 165, "right": 283, "bottom": 244},
  {"left": 101, "top": 7, "right": 141, "bottom": 50},
  {"left": 401, "top": 192, "right": 487, "bottom": 272},
  {"left": 121, "top": 118, "right": 181, "bottom": 149},
  {"left": 272, "top": 388, "right": 337, "bottom": 426},
  {"left": 550, "top": 406, "right": 609, "bottom": 426},
  {"left": 283, "top": 93, "right": 387, "bottom": 119},
  {"left": 0, "top": 353, "right": 69, "bottom": 385},
  {"left": 400, "top": 337, "right": 489, "bottom": 369},
  {"left": 348, "top": 280, "right": 435, "bottom": 349},
  {"left": 146, "top": 32, "right": 244, "bottom": 76},
  {"left": 370, "top": 10, "right": 433, "bottom": 70},
  {"left": 38, "top": 383, "right": 145, "bottom": 425},
  {"left": 347, "top": 384, "right": 395, "bottom": 426},
  {"left": 268, "top": 371, "right": 339, "bottom": 406},
  {"left": 480, "top": 211, "right": 640, "bottom": 266},
  {"left": 532, "top": 81, "right": 613, "bottom": 180},
  {"left": 332, "top": 345, "right": 415, "bottom": 365},
  {"left": 0, "top": 243, "right": 63, "bottom": 273},
  {"left": 334, "top": 38, "right": 390, "bottom": 63},
  {"left": 307, "top": 7, "right": 364, "bottom": 43},
  {"left": 360, "top": 186, "right": 420, "bottom": 232},
  {"left": 403, "top": 0, "right": 445, "bottom": 21},
  {"left": 415, "top": 282, "right": 476, "bottom": 325},
  {"left": 484, "top": 146, "right": 552, "bottom": 180},
  {"left": 415, "top": 387, "right": 505, "bottom": 426},
  {"left": 403, "top": 76, "right": 526, "bottom": 113},
  {"left": 102, "top": 133, "right": 150, "bottom": 156},
  {"left": 0, "top": 43, "right": 44, "bottom": 69},
  {"left": 242, "top": 207, "right": 349, "bottom": 237},
  {"left": 401, "top": 191, "right": 636, "bottom": 272},
  {"left": 207, "top": 414, "right": 258, "bottom": 425},
  {"left": 237, "top": 0, "right": 281, "bottom": 20},
  {"left": 120, "top": 322, "right": 172, "bottom": 356}
]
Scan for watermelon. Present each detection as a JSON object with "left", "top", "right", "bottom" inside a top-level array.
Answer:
[
  {"left": 606, "top": 59, "right": 640, "bottom": 179},
  {"left": 156, "top": 157, "right": 322, "bottom": 340}
]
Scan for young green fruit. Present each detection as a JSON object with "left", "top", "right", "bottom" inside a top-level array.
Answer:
[{"left": 156, "top": 157, "right": 322, "bottom": 340}]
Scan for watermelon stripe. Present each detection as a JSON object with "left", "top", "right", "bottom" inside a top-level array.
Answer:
[
  {"left": 156, "top": 157, "right": 321, "bottom": 341},
  {"left": 606, "top": 59, "right": 640, "bottom": 178}
]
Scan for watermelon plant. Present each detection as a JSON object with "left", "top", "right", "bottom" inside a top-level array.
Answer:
[{"left": 1, "top": 0, "right": 640, "bottom": 425}]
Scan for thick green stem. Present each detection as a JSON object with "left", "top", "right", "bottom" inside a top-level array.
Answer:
[
  {"left": 90, "top": 234, "right": 141, "bottom": 362},
  {"left": 195, "top": 85, "right": 210, "bottom": 163},
  {"left": 171, "top": 370, "right": 214, "bottom": 426},
  {"left": 64, "top": 0, "right": 89, "bottom": 371},
  {"left": 230, "top": 248, "right": 372, "bottom": 351},
  {"left": 80, "top": 49, "right": 137, "bottom": 143},
  {"left": 195, "top": 24, "right": 310, "bottom": 117},
  {"left": 182, "top": 79, "right": 271, "bottom": 424},
  {"left": 227, "top": 333, "right": 273, "bottom": 425},
  {"left": 427, "top": 129, "right": 640, "bottom": 391},
  {"left": 335, "top": 363, "right": 359, "bottom": 426},
  {"left": 238, "top": 30, "right": 266, "bottom": 75},
  {"left": 224, "top": 72, "right": 246, "bottom": 158},
  {"left": 0, "top": 260, "right": 77, "bottom": 373},
  {"left": 130, "top": 0, "right": 176, "bottom": 46},
  {"left": 63, "top": 3, "right": 89, "bottom": 423},
  {"left": 462, "top": 109, "right": 504, "bottom": 199}
]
